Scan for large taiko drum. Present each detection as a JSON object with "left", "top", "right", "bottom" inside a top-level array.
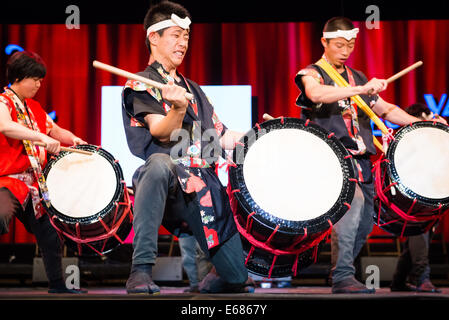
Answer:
[
  {"left": 228, "top": 117, "right": 357, "bottom": 278},
  {"left": 43, "top": 145, "right": 133, "bottom": 256},
  {"left": 373, "top": 121, "right": 449, "bottom": 237}
]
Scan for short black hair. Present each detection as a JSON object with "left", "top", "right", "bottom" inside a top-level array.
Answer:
[
  {"left": 405, "top": 103, "right": 431, "bottom": 117},
  {"left": 323, "top": 17, "right": 355, "bottom": 33},
  {"left": 143, "top": 0, "right": 191, "bottom": 54},
  {"left": 6, "top": 51, "right": 46, "bottom": 84}
]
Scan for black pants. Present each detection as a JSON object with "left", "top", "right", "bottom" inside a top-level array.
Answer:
[
  {"left": 131, "top": 153, "right": 248, "bottom": 285},
  {"left": 392, "top": 232, "right": 431, "bottom": 286},
  {"left": 0, "top": 187, "right": 64, "bottom": 287}
]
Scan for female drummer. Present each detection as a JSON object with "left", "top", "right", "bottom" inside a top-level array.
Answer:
[
  {"left": 294, "top": 17, "right": 423, "bottom": 294},
  {"left": 0, "top": 50, "right": 87, "bottom": 293}
]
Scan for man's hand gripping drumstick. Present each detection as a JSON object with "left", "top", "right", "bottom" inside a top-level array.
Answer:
[{"left": 92, "top": 60, "right": 194, "bottom": 101}]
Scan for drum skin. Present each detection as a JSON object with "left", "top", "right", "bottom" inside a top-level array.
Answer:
[
  {"left": 43, "top": 145, "right": 133, "bottom": 256},
  {"left": 228, "top": 117, "right": 357, "bottom": 278},
  {"left": 374, "top": 121, "right": 449, "bottom": 237}
]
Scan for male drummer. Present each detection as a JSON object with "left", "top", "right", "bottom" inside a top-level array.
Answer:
[
  {"left": 294, "top": 17, "right": 422, "bottom": 293},
  {"left": 0, "top": 50, "right": 87, "bottom": 293},
  {"left": 122, "top": 1, "right": 253, "bottom": 294}
]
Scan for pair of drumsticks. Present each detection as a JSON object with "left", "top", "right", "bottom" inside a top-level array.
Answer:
[
  {"left": 93, "top": 60, "right": 423, "bottom": 124},
  {"left": 263, "top": 61, "right": 423, "bottom": 121},
  {"left": 37, "top": 60, "right": 423, "bottom": 156}
]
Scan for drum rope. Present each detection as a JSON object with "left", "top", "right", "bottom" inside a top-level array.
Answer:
[
  {"left": 374, "top": 159, "right": 449, "bottom": 227},
  {"left": 230, "top": 191, "right": 332, "bottom": 278},
  {"left": 46, "top": 184, "right": 133, "bottom": 256}
]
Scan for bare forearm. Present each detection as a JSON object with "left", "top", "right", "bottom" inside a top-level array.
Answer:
[
  {"left": 372, "top": 98, "right": 420, "bottom": 126},
  {"left": 307, "top": 84, "right": 363, "bottom": 104},
  {"left": 383, "top": 107, "right": 420, "bottom": 126},
  {"left": 147, "top": 109, "right": 186, "bottom": 143},
  {"left": 48, "top": 125, "right": 78, "bottom": 145},
  {"left": 0, "top": 120, "right": 46, "bottom": 142}
]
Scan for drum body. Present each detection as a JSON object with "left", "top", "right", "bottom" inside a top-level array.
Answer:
[
  {"left": 43, "top": 145, "right": 133, "bottom": 256},
  {"left": 228, "top": 117, "right": 357, "bottom": 278},
  {"left": 373, "top": 121, "right": 449, "bottom": 236}
]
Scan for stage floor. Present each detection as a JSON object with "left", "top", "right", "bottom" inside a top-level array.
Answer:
[{"left": 1, "top": 285, "right": 449, "bottom": 299}]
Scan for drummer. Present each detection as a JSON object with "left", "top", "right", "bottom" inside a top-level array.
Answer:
[
  {"left": 294, "top": 16, "right": 423, "bottom": 294},
  {"left": 0, "top": 50, "right": 87, "bottom": 293},
  {"left": 121, "top": 1, "right": 253, "bottom": 294}
]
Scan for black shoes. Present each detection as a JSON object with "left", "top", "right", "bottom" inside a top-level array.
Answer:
[
  {"left": 198, "top": 271, "right": 255, "bottom": 294},
  {"left": 48, "top": 281, "right": 88, "bottom": 294},
  {"left": 390, "top": 279, "right": 441, "bottom": 293},
  {"left": 332, "top": 276, "right": 376, "bottom": 294},
  {"left": 48, "top": 287, "right": 88, "bottom": 294},
  {"left": 416, "top": 279, "right": 441, "bottom": 293},
  {"left": 390, "top": 282, "right": 417, "bottom": 292}
]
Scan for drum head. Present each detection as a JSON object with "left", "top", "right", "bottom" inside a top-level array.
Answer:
[
  {"left": 44, "top": 145, "right": 124, "bottom": 223},
  {"left": 243, "top": 128, "right": 343, "bottom": 221},
  {"left": 387, "top": 121, "right": 449, "bottom": 203},
  {"left": 230, "top": 117, "right": 356, "bottom": 234}
]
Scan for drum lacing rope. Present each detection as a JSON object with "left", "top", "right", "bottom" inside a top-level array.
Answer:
[
  {"left": 231, "top": 207, "right": 331, "bottom": 277},
  {"left": 382, "top": 128, "right": 395, "bottom": 152},
  {"left": 374, "top": 159, "right": 449, "bottom": 232},
  {"left": 246, "top": 212, "right": 256, "bottom": 233},
  {"left": 46, "top": 184, "right": 133, "bottom": 256}
]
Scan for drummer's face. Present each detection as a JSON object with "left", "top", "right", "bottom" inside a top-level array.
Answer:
[
  {"left": 151, "top": 26, "right": 189, "bottom": 70},
  {"left": 322, "top": 37, "right": 356, "bottom": 69},
  {"left": 12, "top": 77, "right": 42, "bottom": 100}
]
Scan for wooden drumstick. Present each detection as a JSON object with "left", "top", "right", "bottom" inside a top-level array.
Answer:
[
  {"left": 368, "top": 61, "right": 423, "bottom": 95},
  {"left": 386, "top": 61, "right": 423, "bottom": 84},
  {"left": 263, "top": 113, "right": 275, "bottom": 121},
  {"left": 34, "top": 142, "right": 93, "bottom": 155},
  {"left": 92, "top": 60, "right": 194, "bottom": 101}
]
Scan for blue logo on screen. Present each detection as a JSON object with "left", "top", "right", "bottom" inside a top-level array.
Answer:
[
  {"left": 5, "top": 44, "right": 24, "bottom": 55},
  {"left": 372, "top": 94, "right": 449, "bottom": 136}
]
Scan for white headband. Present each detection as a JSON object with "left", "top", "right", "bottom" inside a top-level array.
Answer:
[
  {"left": 323, "top": 28, "right": 359, "bottom": 41},
  {"left": 146, "top": 13, "right": 191, "bottom": 37}
]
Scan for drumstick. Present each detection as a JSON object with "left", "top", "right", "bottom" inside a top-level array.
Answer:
[
  {"left": 92, "top": 60, "right": 194, "bottom": 101},
  {"left": 263, "top": 113, "right": 275, "bottom": 121},
  {"left": 34, "top": 142, "right": 93, "bottom": 156},
  {"left": 386, "top": 61, "right": 423, "bottom": 84},
  {"left": 368, "top": 61, "right": 423, "bottom": 95}
]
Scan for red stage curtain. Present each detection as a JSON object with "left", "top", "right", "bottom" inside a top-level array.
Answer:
[{"left": 1, "top": 20, "right": 449, "bottom": 243}]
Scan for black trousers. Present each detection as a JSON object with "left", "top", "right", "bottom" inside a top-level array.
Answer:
[
  {"left": 131, "top": 153, "right": 248, "bottom": 285},
  {"left": 0, "top": 187, "right": 64, "bottom": 287},
  {"left": 392, "top": 232, "right": 431, "bottom": 285}
]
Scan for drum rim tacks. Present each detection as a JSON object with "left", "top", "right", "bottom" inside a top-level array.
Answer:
[
  {"left": 229, "top": 117, "right": 357, "bottom": 235},
  {"left": 43, "top": 144, "right": 125, "bottom": 225},
  {"left": 385, "top": 120, "right": 449, "bottom": 206}
]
